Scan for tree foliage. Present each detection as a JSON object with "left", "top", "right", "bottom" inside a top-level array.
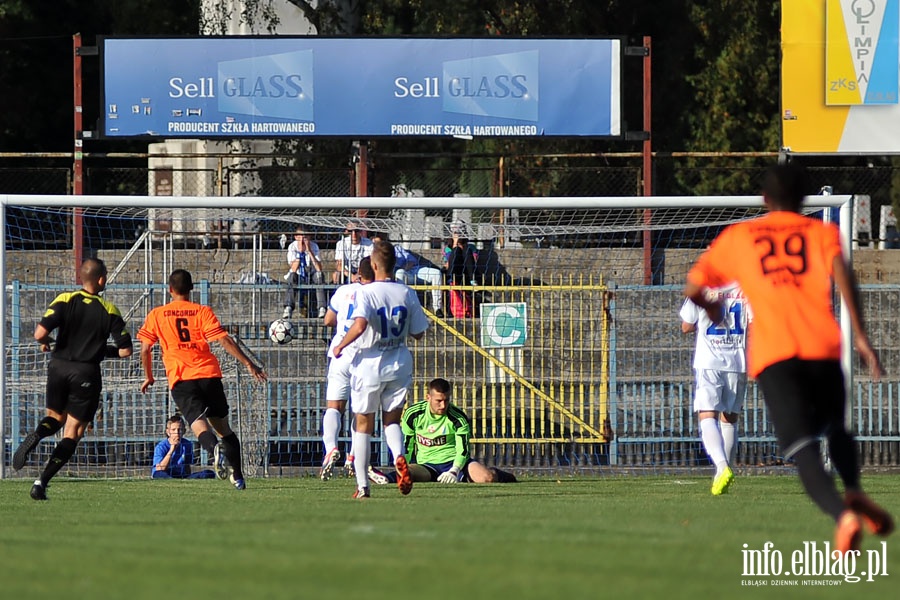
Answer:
[
  {"left": 685, "top": 1, "right": 781, "bottom": 152},
  {"left": 0, "top": 0, "right": 200, "bottom": 150}
]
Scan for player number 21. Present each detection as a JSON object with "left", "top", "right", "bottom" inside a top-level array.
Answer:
[{"left": 705, "top": 303, "right": 744, "bottom": 336}]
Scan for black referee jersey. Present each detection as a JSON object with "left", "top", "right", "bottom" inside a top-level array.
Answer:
[{"left": 39, "top": 290, "right": 132, "bottom": 364}]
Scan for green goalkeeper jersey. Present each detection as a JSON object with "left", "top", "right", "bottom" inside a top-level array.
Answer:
[{"left": 401, "top": 400, "right": 472, "bottom": 470}]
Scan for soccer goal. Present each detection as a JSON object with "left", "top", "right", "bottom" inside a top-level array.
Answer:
[{"left": 0, "top": 193, "right": 854, "bottom": 479}]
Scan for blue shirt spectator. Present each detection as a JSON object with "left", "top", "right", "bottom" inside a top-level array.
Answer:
[
  {"left": 151, "top": 416, "right": 216, "bottom": 479},
  {"left": 371, "top": 233, "right": 445, "bottom": 317}
]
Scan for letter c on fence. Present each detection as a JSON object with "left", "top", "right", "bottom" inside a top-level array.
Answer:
[{"left": 487, "top": 305, "right": 522, "bottom": 346}]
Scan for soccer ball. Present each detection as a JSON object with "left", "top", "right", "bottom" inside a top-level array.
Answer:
[{"left": 268, "top": 319, "right": 294, "bottom": 344}]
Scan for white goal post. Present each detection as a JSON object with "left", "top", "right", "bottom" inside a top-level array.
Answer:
[{"left": 0, "top": 193, "right": 854, "bottom": 479}]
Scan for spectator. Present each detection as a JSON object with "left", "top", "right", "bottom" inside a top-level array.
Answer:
[
  {"left": 371, "top": 232, "right": 444, "bottom": 318},
  {"left": 369, "top": 378, "right": 517, "bottom": 485},
  {"left": 282, "top": 227, "right": 328, "bottom": 319},
  {"left": 444, "top": 234, "right": 478, "bottom": 318},
  {"left": 332, "top": 221, "right": 373, "bottom": 285},
  {"left": 151, "top": 415, "right": 216, "bottom": 479}
]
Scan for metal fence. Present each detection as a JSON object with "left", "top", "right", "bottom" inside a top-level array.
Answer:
[{"left": 4, "top": 277, "right": 900, "bottom": 477}]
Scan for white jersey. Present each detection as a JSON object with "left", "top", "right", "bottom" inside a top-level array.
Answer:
[
  {"left": 327, "top": 282, "right": 363, "bottom": 359},
  {"left": 680, "top": 283, "right": 748, "bottom": 373},
  {"left": 348, "top": 280, "right": 428, "bottom": 381},
  {"left": 285, "top": 239, "right": 322, "bottom": 268},
  {"left": 334, "top": 237, "right": 373, "bottom": 273}
]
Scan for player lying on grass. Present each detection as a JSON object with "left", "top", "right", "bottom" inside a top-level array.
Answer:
[{"left": 369, "top": 377, "right": 517, "bottom": 485}]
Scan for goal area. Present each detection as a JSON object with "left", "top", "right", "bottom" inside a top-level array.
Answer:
[{"left": 0, "top": 193, "right": 853, "bottom": 479}]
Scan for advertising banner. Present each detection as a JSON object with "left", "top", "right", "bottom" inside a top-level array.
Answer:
[
  {"left": 101, "top": 37, "right": 621, "bottom": 138},
  {"left": 783, "top": 0, "right": 900, "bottom": 152}
]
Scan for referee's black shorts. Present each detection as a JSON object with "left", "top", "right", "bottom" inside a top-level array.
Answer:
[
  {"left": 46, "top": 358, "right": 103, "bottom": 422},
  {"left": 170, "top": 377, "right": 230, "bottom": 425},
  {"left": 756, "top": 358, "right": 846, "bottom": 458}
]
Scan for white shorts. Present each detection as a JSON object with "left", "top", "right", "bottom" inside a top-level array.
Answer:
[
  {"left": 349, "top": 358, "right": 412, "bottom": 415},
  {"left": 350, "top": 377, "right": 410, "bottom": 415},
  {"left": 693, "top": 369, "right": 747, "bottom": 414},
  {"left": 325, "top": 355, "right": 352, "bottom": 402}
]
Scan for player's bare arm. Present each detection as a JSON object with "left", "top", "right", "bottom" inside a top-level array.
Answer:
[
  {"left": 139, "top": 341, "right": 156, "bottom": 393},
  {"left": 681, "top": 321, "right": 696, "bottom": 334},
  {"left": 683, "top": 282, "right": 725, "bottom": 324},
  {"left": 832, "top": 255, "right": 884, "bottom": 379},
  {"left": 323, "top": 308, "right": 338, "bottom": 327},
  {"left": 218, "top": 334, "right": 268, "bottom": 382},
  {"left": 333, "top": 317, "right": 367, "bottom": 357},
  {"left": 33, "top": 324, "right": 55, "bottom": 352}
]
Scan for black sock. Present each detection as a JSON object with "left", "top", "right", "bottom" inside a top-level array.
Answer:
[
  {"left": 222, "top": 432, "right": 243, "bottom": 479},
  {"left": 198, "top": 430, "right": 219, "bottom": 454},
  {"left": 827, "top": 428, "right": 860, "bottom": 491},
  {"left": 793, "top": 444, "right": 845, "bottom": 520},
  {"left": 37, "top": 416, "right": 63, "bottom": 439},
  {"left": 40, "top": 437, "right": 78, "bottom": 486}
]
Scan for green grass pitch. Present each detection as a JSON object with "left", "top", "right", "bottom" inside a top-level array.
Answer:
[{"left": 0, "top": 475, "right": 897, "bottom": 599}]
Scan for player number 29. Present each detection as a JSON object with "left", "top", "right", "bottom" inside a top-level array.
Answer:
[{"left": 756, "top": 232, "right": 807, "bottom": 276}]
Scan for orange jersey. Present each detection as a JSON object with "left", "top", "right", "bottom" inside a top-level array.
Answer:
[
  {"left": 137, "top": 300, "right": 228, "bottom": 385},
  {"left": 687, "top": 211, "right": 843, "bottom": 377}
]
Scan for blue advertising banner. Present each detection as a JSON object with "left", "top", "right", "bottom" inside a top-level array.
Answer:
[{"left": 101, "top": 37, "right": 621, "bottom": 138}]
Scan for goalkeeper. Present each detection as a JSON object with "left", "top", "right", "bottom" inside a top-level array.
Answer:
[{"left": 372, "top": 377, "right": 517, "bottom": 484}]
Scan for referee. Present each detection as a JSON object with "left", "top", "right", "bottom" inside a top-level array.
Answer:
[{"left": 13, "top": 258, "right": 133, "bottom": 500}]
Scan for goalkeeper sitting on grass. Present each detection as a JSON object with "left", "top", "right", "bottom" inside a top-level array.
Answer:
[{"left": 370, "top": 377, "right": 517, "bottom": 485}]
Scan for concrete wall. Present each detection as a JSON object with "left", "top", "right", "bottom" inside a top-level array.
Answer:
[{"left": 8, "top": 247, "right": 900, "bottom": 286}]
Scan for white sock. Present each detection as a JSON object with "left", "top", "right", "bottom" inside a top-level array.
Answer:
[
  {"left": 700, "top": 418, "right": 728, "bottom": 472},
  {"left": 322, "top": 408, "right": 342, "bottom": 456},
  {"left": 347, "top": 415, "right": 357, "bottom": 459},
  {"left": 721, "top": 421, "right": 737, "bottom": 465},
  {"left": 353, "top": 431, "right": 370, "bottom": 489},
  {"left": 432, "top": 290, "right": 442, "bottom": 311},
  {"left": 384, "top": 423, "right": 405, "bottom": 463}
]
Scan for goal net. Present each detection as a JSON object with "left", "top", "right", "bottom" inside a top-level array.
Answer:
[{"left": 1, "top": 193, "right": 852, "bottom": 478}]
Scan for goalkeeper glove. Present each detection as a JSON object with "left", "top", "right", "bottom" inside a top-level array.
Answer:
[{"left": 437, "top": 467, "right": 460, "bottom": 484}]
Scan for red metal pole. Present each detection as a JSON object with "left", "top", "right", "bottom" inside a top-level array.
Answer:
[
  {"left": 642, "top": 36, "right": 653, "bottom": 285},
  {"left": 356, "top": 141, "right": 368, "bottom": 198},
  {"left": 73, "top": 33, "right": 84, "bottom": 283}
]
